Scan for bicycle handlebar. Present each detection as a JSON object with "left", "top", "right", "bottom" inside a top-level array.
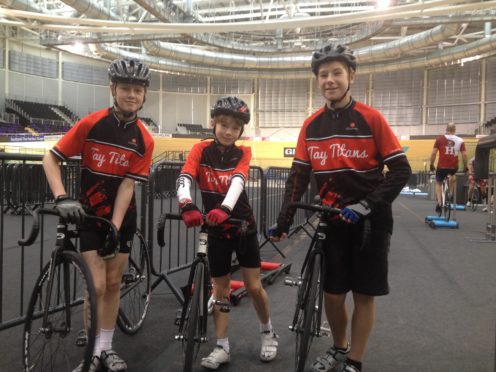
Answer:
[
  {"left": 156, "top": 212, "right": 247, "bottom": 248},
  {"left": 18, "top": 207, "right": 118, "bottom": 247},
  {"left": 286, "top": 202, "right": 341, "bottom": 215},
  {"left": 284, "top": 201, "right": 371, "bottom": 251}
]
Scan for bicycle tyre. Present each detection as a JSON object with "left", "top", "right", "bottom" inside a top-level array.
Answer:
[
  {"left": 443, "top": 187, "right": 451, "bottom": 221},
  {"left": 183, "top": 262, "right": 204, "bottom": 372},
  {"left": 23, "top": 251, "right": 97, "bottom": 372},
  {"left": 470, "top": 187, "right": 479, "bottom": 212},
  {"left": 295, "top": 253, "right": 321, "bottom": 372},
  {"left": 117, "top": 230, "right": 151, "bottom": 335}
]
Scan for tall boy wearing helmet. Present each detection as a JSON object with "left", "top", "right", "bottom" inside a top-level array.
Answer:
[
  {"left": 43, "top": 58, "right": 154, "bottom": 372},
  {"left": 176, "top": 97, "right": 278, "bottom": 369},
  {"left": 270, "top": 45, "right": 411, "bottom": 372}
]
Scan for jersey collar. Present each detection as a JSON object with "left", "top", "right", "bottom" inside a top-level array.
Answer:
[{"left": 110, "top": 107, "right": 138, "bottom": 128}]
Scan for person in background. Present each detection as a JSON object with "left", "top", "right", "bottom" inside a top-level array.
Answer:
[
  {"left": 466, "top": 155, "right": 488, "bottom": 211},
  {"left": 429, "top": 122, "right": 468, "bottom": 212}
]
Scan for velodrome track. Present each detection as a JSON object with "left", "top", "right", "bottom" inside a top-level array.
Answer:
[{"left": 0, "top": 195, "right": 494, "bottom": 371}]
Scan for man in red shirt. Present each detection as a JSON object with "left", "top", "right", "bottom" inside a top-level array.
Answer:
[{"left": 429, "top": 122, "right": 468, "bottom": 213}]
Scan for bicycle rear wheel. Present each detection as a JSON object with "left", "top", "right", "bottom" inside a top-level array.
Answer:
[
  {"left": 117, "top": 230, "right": 151, "bottom": 335},
  {"left": 23, "top": 251, "right": 97, "bottom": 372},
  {"left": 295, "top": 253, "right": 321, "bottom": 372},
  {"left": 443, "top": 187, "right": 451, "bottom": 221}
]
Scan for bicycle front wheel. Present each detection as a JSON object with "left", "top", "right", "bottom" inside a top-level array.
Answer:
[
  {"left": 183, "top": 262, "right": 205, "bottom": 372},
  {"left": 23, "top": 251, "right": 97, "bottom": 372},
  {"left": 117, "top": 230, "right": 151, "bottom": 335},
  {"left": 295, "top": 253, "right": 321, "bottom": 372}
]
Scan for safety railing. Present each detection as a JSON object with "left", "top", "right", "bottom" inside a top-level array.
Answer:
[{"left": 0, "top": 154, "right": 308, "bottom": 330}]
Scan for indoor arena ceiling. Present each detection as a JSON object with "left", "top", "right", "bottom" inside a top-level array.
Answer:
[{"left": 0, "top": 0, "right": 496, "bottom": 78}]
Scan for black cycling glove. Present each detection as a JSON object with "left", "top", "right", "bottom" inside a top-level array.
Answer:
[
  {"left": 55, "top": 195, "right": 85, "bottom": 224},
  {"left": 98, "top": 227, "right": 120, "bottom": 260},
  {"left": 269, "top": 223, "right": 289, "bottom": 239}
]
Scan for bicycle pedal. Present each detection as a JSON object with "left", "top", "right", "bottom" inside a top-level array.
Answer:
[
  {"left": 284, "top": 276, "right": 301, "bottom": 287},
  {"left": 174, "top": 309, "right": 183, "bottom": 325},
  {"left": 122, "top": 273, "right": 136, "bottom": 284},
  {"left": 75, "top": 330, "right": 87, "bottom": 347},
  {"left": 213, "top": 299, "right": 230, "bottom": 313}
]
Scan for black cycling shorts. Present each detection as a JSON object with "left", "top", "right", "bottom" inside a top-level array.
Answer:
[
  {"left": 323, "top": 222, "right": 391, "bottom": 296},
  {"left": 436, "top": 168, "right": 457, "bottom": 183},
  {"left": 79, "top": 228, "right": 135, "bottom": 254},
  {"left": 208, "top": 233, "right": 261, "bottom": 278}
]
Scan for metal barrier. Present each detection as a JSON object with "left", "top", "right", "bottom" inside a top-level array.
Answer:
[
  {"left": 0, "top": 154, "right": 309, "bottom": 331},
  {"left": 0, "top": 154, "right": 83, "bottom": 330}
]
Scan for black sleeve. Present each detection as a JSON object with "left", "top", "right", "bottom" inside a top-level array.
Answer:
[
  {"left": 276, "top": 162, "right": 312, "bottom": 228},
  {"left": 365, "top": 155, "right": 412, "bottom": 208}
]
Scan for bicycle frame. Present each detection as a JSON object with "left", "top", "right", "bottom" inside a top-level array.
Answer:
[
  {"left": 177, "top": 236, "right": 210, "bottom": 343},
  {"left": 41, "top": 222, "right": 79, "bottom": 335}
]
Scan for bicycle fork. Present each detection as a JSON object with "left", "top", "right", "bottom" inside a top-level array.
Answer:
[{"left": 284, "top": 222, "right": 328, "bottom": 338}]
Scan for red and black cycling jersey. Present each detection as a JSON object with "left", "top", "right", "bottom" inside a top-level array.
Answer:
[
  {"left": 180, "top": 140, "right": 255, "bottom": 238},
  {"left": 51, "top": 107, "right": 154, "bottom": 232},
  {"left": 278, "top": 98, "right": 411, "bottom": 232}
]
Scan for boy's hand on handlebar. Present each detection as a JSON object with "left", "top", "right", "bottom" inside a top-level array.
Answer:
[
  {"left": 340, "top": 200, "right": 371, "bottom": 224},
  {"left": 55, "top": 195, "right": 86, "bottom": 224},
  {"left": 180, "top": 203, "right": 203, "bottom": 228},
  {"left": 269, "top": 223, "right": 288, "bottom": 242},
  {"left": 206, "top": 207, "right": 230, "bottom": 226},
  {"left": 430, "top": 164, "right": 436, "bottom": 172}
]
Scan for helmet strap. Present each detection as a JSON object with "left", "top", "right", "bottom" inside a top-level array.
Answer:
[
  {"left": 329, "top": 76, "right": 352, "bottom": 109},
  {"left": 113, "top": 99, "right": 138, "bottom": 120}
]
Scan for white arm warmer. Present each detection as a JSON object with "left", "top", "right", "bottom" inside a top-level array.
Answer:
[
  {"left": 222, "top": 176, "right": 244, "bottom": 211},
  {"left": 177, "top": 176, "right": 192, "bottom": 204}
]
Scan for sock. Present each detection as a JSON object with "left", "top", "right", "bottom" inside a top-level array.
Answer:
[
  {"left": 216, "top": 337, "right": 230, "bottom": 353},
  {"left": 260, "top": 319, "right": 272, "bottom": 333},
  {"left": 346, "top": 358, "right": 362, "bottom": 371},
  {"left": 334, "top": 344, "right": 349, "bottom": 354},
  {"left": 100, "top": 328, "right": 114, "bottom": 351},
  {"left": 93, "top": 335, "right": 101, "bottom": 357}
]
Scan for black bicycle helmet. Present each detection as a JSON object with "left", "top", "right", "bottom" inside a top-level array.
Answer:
[
  {"left": 311, "top": 44, "right": 357, "bottom": 75},
  {"left": 108, "top": 58, "right": 151, "bottom": 87},
  {"left": 210, "top": 97, "right": 250, "bottom": 124}
]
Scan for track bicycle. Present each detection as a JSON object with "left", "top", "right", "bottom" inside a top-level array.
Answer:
[
  {"left": 157, "top": 213, "right": 246, "bottom": 372},
  {"left": 282, "top": 201, "right": 370, "bottom": 372},
  {"left": 19, "top": 207, "right": 118, "bottom": 372},
  {"left": 467, "top": 179, "right": 487, "bottom": 212}
]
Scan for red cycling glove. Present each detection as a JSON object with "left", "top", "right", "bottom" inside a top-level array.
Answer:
[
  {"left": 206, "top": 208, "right": 230, "bottom": 225},
  {"left": 180, "top": 203, "right": 203, "bottom": 228}
]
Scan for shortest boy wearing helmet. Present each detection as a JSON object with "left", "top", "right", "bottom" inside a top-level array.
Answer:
[
  {"left": 270, "top": 44, "right": 411, "bottom": 372},
  {"left": 176, "top": 96, "right": 279, "bottom": 370},
  {"left": 43, "top": 58, "right": 154, "bottom": 372}
]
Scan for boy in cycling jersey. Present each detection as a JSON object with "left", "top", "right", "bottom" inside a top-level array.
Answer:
[
  {"left": 270, "top": 44, "right": 411, "bottom": 372},
  {"left": 429, "top": 122, "right": 468, "bottom": 213},
  {"left": 43, "top": 58, "right": 154, "bottom": 372},
  {"left": 176, "top": 97, "right": 278, "bottom": 370}
]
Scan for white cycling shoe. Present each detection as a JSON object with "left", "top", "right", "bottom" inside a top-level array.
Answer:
[
  {"left": 201, "top": 346, "right": 230, "bottom": 370},
  {"left": 260, "top": 330, "right": 279, "bottom": 362}
]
